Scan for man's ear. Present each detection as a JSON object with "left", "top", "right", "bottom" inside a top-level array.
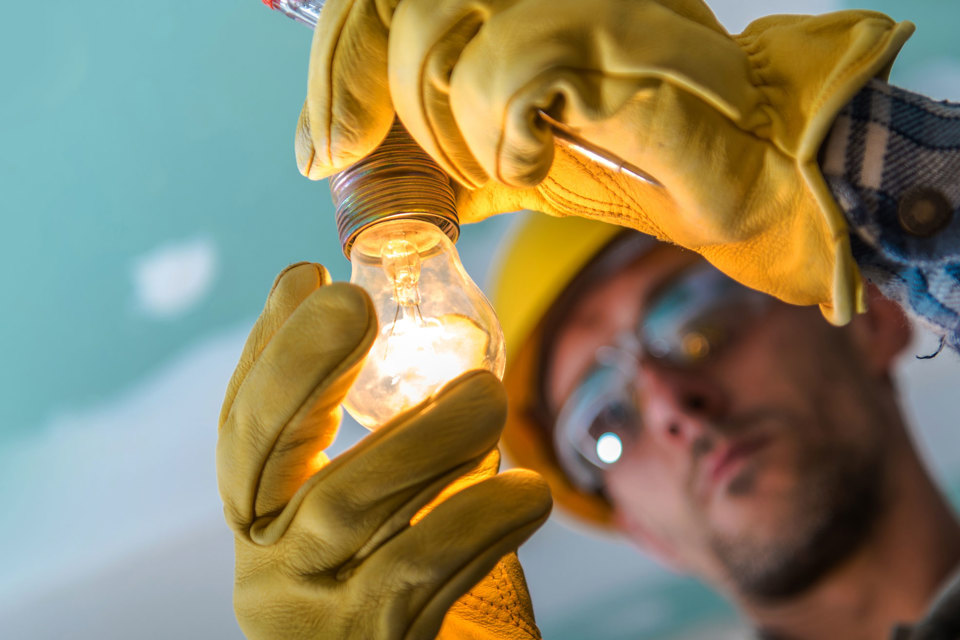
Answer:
[
  {"left": 847, "top": 284, "right": 912, "bottom": 376},
  {"left": 613, "top": 507, "right": 688, "bottom": 573}
]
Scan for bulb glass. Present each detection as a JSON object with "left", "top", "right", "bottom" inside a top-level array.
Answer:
[{"left": 344, "top": 219, "right": 505, "bottom": 428}]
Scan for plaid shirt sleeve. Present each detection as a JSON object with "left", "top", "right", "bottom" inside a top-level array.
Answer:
[{"left": 820, "top": 78, "right": 960, "bottom": 354}]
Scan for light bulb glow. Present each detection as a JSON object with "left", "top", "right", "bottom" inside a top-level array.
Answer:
[
  {"left": 369, "top": 311, "right": 489, "bottom": 411},
  {"left": 381, "top": 237, "right": 422, "bottom": 306},
  {"left": 344, "top": 220, "right": 504, "bottom": 429}
]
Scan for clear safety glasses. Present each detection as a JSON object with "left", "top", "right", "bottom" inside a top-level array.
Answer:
[{"left": 553, "top": 263, "right": 772, "bottom": 493}]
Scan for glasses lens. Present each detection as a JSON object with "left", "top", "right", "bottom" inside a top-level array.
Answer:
[
  {"left": 554, "top": 354, "right": 641, "bottom": 491},
  {"left": 588, "top": 393, "right": 640, "bottom": 464},
  {"left": 642, "top": 265, "right": 770, "bottom": 365}
]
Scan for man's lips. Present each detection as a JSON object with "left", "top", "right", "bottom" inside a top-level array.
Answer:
[{"left": 702, "top": 435, "right": 772, "bottom": 490}]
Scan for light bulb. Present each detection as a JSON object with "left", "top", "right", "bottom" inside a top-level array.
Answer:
[
  {"left": 327, "top": 117, "right": 506, "bottom": 429},
  {"left": 343, "top": 219, "right": 504, "bottom": 428}
]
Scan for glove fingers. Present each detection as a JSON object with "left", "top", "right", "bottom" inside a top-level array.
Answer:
[
  {"left": 360, "top": 468, "right": 552, "bottom": 640},
  {"left": 344, "top": 448, "right": 501, "bottom": 573},
  {"left": 409, "top": 448, "right": 500, "bottom": 526},
  {"left": 276, "top": 370, "right": 507, "bottom": 567},
  {"left": 443, "top": 0, "right": 744, "bottom": 189},
  {"left": 299, "top": 0, "right": 395, "bottom": 179},
  {"left": 218, "top": 280, "right": 377, "bottom": 536},
  {"left": 447, "top": 2, "right": 561, "bottom": 189},
  {"left": 294, "top": 99, "right": 326, "bottom": 180},
  {"left": 219, "top": 262, "right": 330, "bottom": 429},
  {"left": 389, "top": 0, "right": 492, "bottom": 189}
]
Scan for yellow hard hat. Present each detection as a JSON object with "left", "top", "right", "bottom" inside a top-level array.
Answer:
[{"left": 490, "top": 212, "right": 641, "bottom": 527}]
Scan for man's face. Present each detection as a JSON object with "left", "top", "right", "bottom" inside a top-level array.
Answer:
[{"left": 546, "top": 246, "right": 898, "bottom": 600}]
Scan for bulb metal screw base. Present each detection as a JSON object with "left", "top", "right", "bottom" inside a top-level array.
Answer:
[{"left": 330, "top": 119, "right": 460, "bottom": 258}]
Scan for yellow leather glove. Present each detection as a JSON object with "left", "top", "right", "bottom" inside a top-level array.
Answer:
[
  {"left": 297, "top": 0, "right": 914, "bottom": 324},
  {"left": 391, "top": 0, "right": 918, "bottom": 323},
  {"left": 216, "top": 262, "right": 552, "bottom": 639},
  {"left": 295, "top": 0, "right": 398, "bottom": 177}
]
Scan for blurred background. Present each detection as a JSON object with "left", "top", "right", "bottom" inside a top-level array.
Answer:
[{"left": 1, "top": 0, "right": 957, "bottom": 638}]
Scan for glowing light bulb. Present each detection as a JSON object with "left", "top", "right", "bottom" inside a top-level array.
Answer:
[{"left": 343, "top": 219, "right": 505, "bottom": 429}]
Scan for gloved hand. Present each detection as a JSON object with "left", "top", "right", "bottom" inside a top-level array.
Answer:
[
  {"left": 296, "top": 0, "right": 913, "bottom": 324},
  {"left": 295, "top": 0, "right": 398, "bottom": 177},
  {"left": 216, "top": 262, "right": 552, "bottom": 639}
]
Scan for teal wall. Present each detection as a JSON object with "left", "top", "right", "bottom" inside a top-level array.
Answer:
[{"left": 2, "top": 1, "right": 345, "bottom": 440}]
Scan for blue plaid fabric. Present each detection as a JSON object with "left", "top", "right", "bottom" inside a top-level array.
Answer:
[{"left": 820, "top": 79, "right": 960, "bottom": 354}]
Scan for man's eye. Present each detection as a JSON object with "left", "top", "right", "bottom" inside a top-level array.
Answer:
[
  {"left": 589, "top": 398, "right": 639, "bottom": 465},
  {"left": 590, "top": 397, "right": 640, "bottom": 441}
]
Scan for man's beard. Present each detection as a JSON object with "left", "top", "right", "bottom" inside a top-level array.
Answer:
[{"left": 708, "top": 441, "right": 885, "bottom": 601}]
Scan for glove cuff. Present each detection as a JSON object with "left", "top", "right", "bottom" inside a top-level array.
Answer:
[
  {"left": 438, "top": 553, "right": 542, "bottom": 640},
  {"left": 735, "top": 11, "right": 914, "bottom": 161},
  {"left": 734, "top": 11, "right": 915, "bottom": 323}
]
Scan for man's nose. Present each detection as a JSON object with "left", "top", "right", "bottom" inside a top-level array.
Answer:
[{"left": 636, "top": 358, "right": 729, "bottom": 444}]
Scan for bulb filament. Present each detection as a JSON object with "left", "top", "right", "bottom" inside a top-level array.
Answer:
[{"left": 381, "top": 235, "right": 432, "bottom": 363}]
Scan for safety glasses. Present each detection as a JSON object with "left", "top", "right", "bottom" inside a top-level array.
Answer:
[{"left": 553, "top": 263, "right": 772, "bottom": 493}]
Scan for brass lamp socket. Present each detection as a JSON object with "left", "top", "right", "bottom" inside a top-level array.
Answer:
[{"left": 330, "top": 119, "right": 460, "bottom": 258}]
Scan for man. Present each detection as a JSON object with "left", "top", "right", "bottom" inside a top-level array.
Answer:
[{"left": 493, "top": 213, "right": 960, "bottom": 639}]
